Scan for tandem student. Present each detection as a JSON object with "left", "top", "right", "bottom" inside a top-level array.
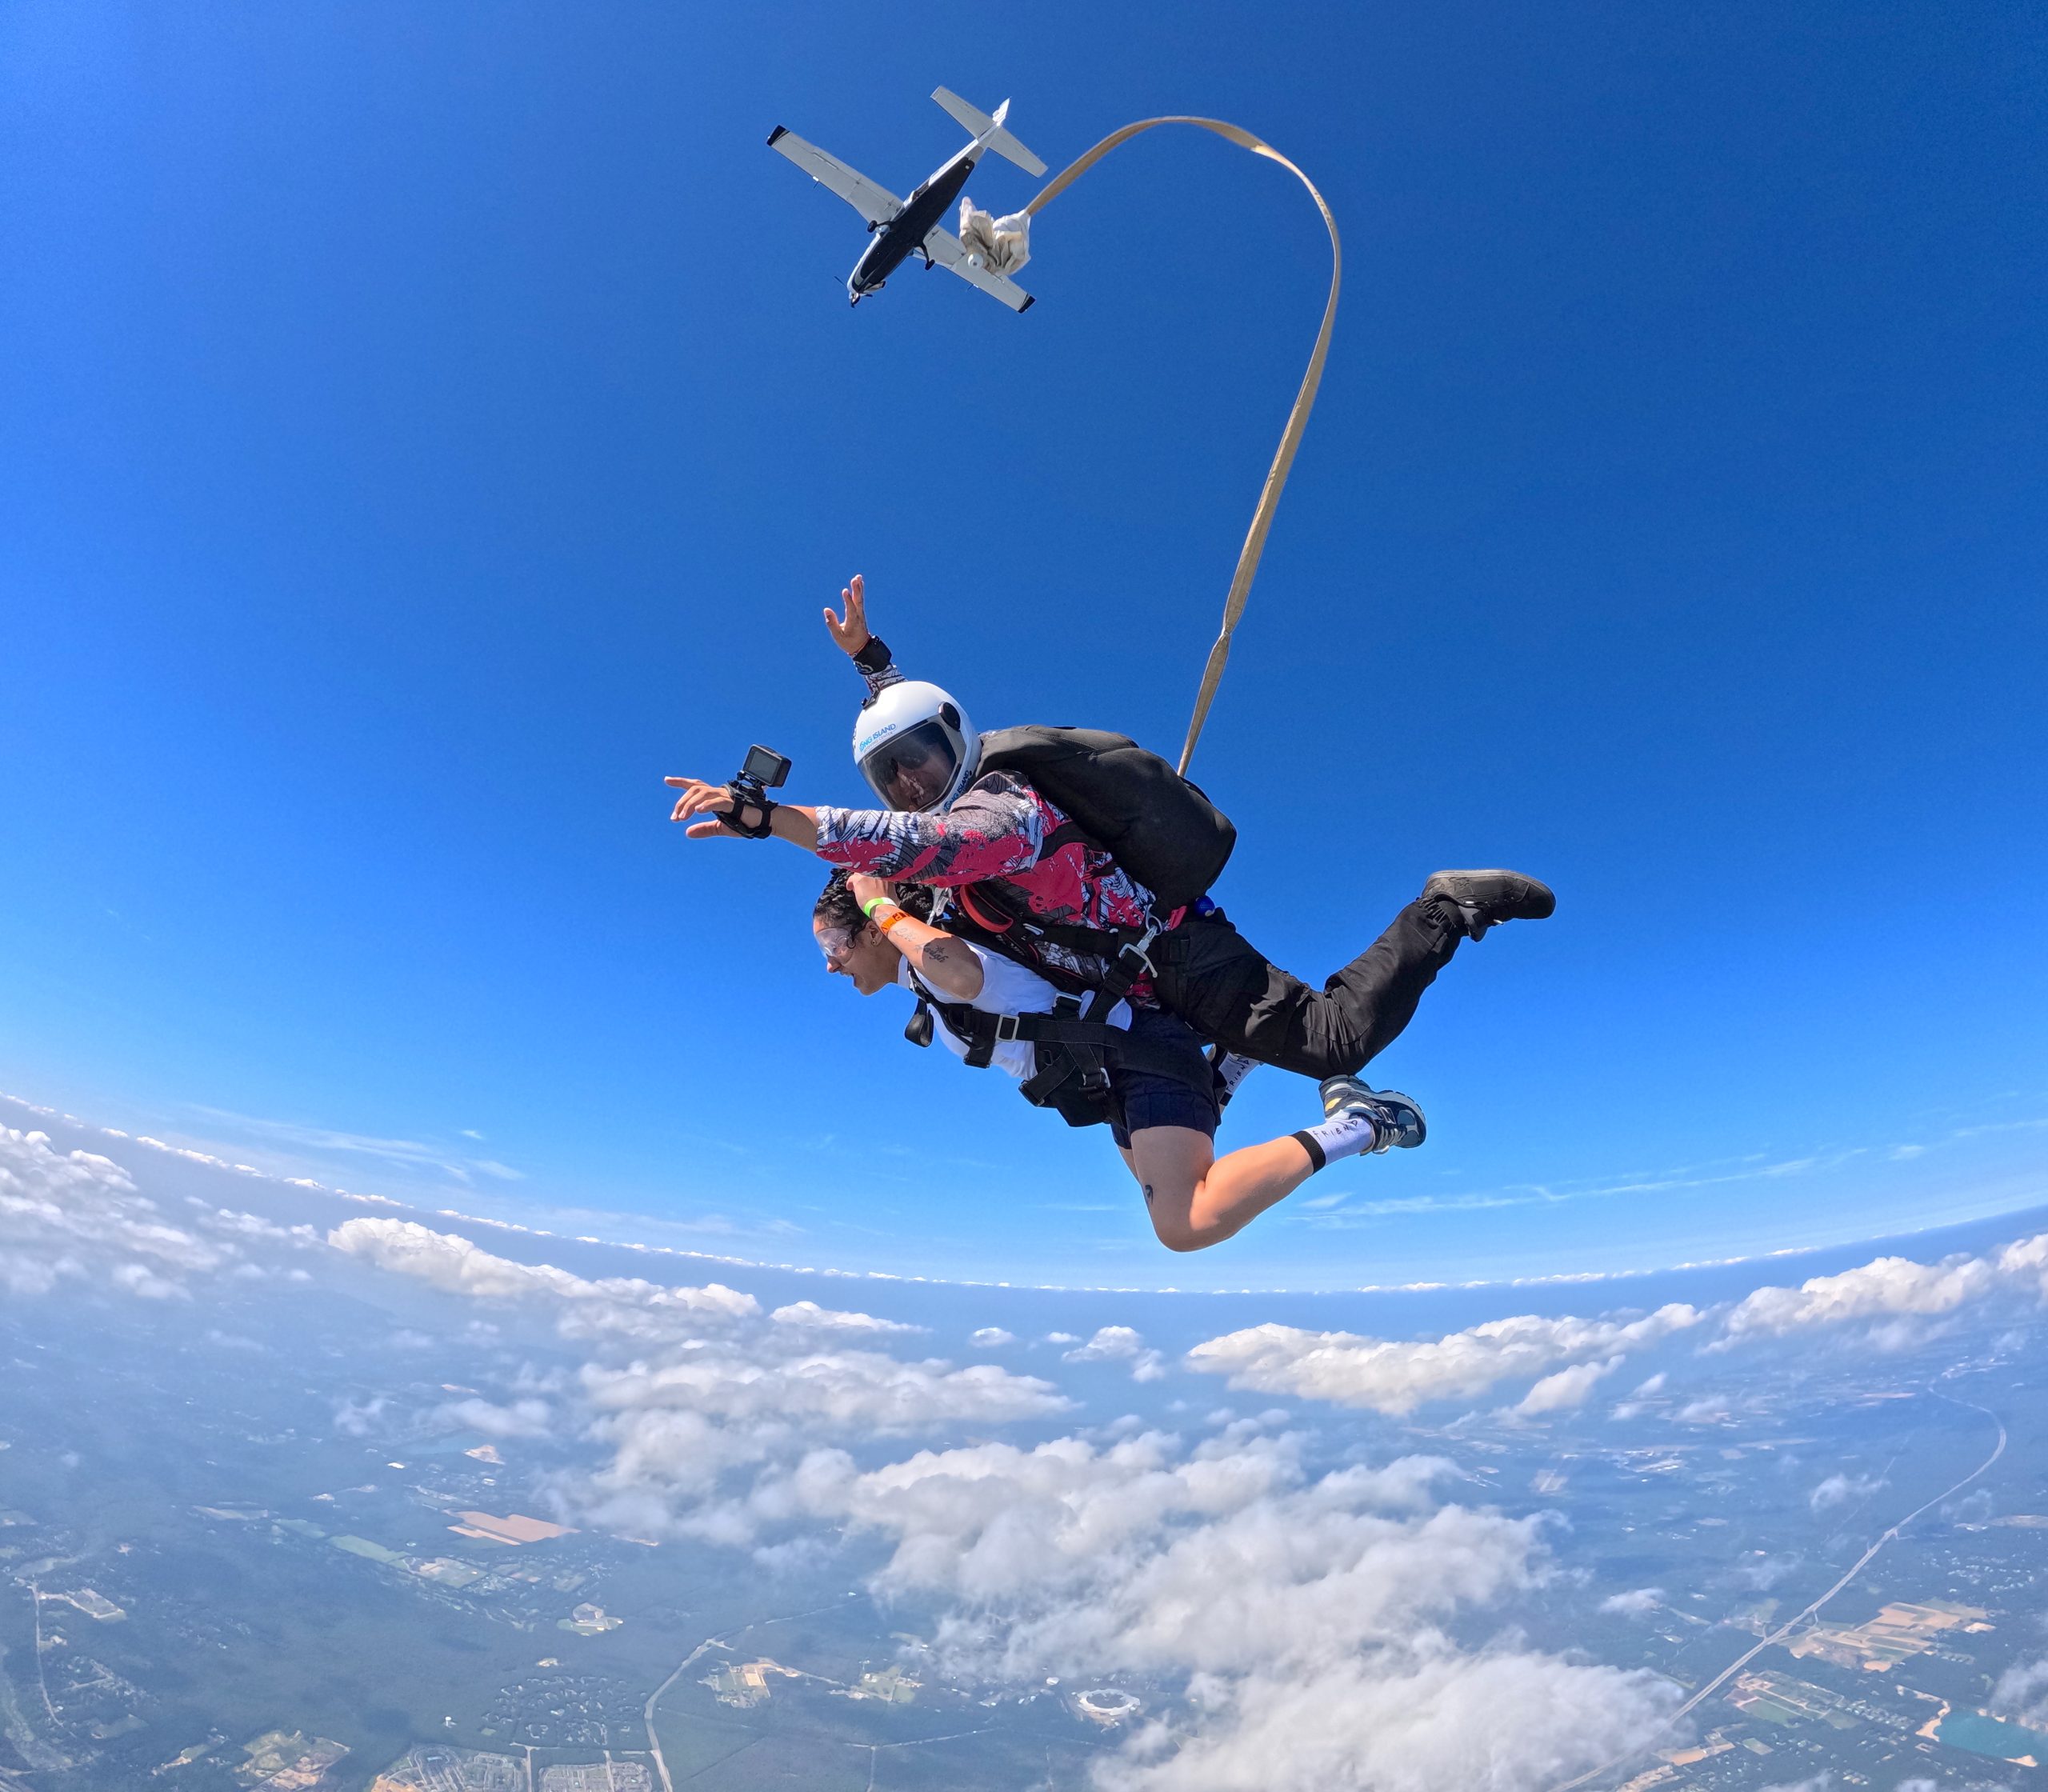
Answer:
[{"left": 809, "top": 870, "right": 1424, "bottom": 1254}]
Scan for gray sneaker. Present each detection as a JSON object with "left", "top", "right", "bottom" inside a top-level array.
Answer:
[
  {"left": 1421, "top": 869, "right": 1556, "bottom": 940},
  {"left": 1317, "top": 1077, "right": 1427, "bottom": 1151}
]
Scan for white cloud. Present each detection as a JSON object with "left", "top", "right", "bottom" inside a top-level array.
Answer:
[
  {"left": 1094, "top": 1646, "right": 1678, "bottom": 1792},
  {"left": 1992, "top": 1654, "right": 2048, "bottom": 1727},
  {"left": 1065, "top": 1326, "right": 1167, "bottom": 1382},
  {"left": 0, "top": 1126, "right": 239, "bottom": 1299},
  {"left": 583, "top": 1348, "right": 1065, "bottom": 1440},
  {"left": 970, "top": 1327, "right": 1017, "bottom": 1348},
  {"left": 1515, "top": 1356, "right": 1624, "bottom": 1415},
  {"left": 567, "top": 1345, "right": 1072, "bottom": 1544},
  {"left": 1631, "top": 1372, "right": 1667, "bottom": 1396},
  {"left": 1600, "top": 1587, "right": 1664, "bottom": 1616},
  {"left": 1736, "top": 1555, "right": 1799, "bottom": 1591},
  {"left": 1721, "top": 1234, "right": 2048, "bottom": 1343},
  {"left": 1808, "top": 1472, "right": 1886, "bottom": 1513},
  {"left": 791, "top": 1432, "right": 1493, "bottom": 1674},
  {"left": 327, "top": 1217, "right": 759, "bottom": 1334},
  {"left": 108, "top": 1260, "right": 189, "bottom": 1301},
  {"left": 777, "top": 1428, "right": 1678, "bottom": 1790},
  {"left": 333, "top": 1395, "right": 391, "bottom": 1437},
  {"left": 1995, "top": 1230, "right": 2048, "bottom": 1298},
  {"left": 0, "top": 1249, "right": 70, "bottom": 1297},
  {"left": 195, "top": 1205, "right": 322, "bottom": 1246},
  {"left": 1065, "top": 1325, "right": 1147, "bottom": 1361},
  {"left": 323, "top": 1217, "right": 1068, "bottom": 1541},
  {"left": 770, "top": 1299, "right": 921, "bottom": 1335},
  {"left": 1189, "top": 1306, "right": 1702, "bottom": 1416},
  {"left": 434, "top": 1396, "right": 554, "bottom": 1439}
]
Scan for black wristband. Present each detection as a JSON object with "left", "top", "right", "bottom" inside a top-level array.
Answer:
[
  {"left": 722, "top": 790, "right": 778, "bottom": 839},
  {"left": 852, "top": 634, "right": 894, "bottom": 675}
]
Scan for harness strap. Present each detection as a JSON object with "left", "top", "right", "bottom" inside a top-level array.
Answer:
[
  {"left": 916, "top": 990, "right": 1206, "bottom": 1090},
  {"left": 948, "top": 878, "right": 1165, "bottom": 987},
  {"left": 994, "top": 1013, "right": 1199, "bottom": 1085},
  {"left": 955, "top": 882, "right": 1017, "bottom": 935}
]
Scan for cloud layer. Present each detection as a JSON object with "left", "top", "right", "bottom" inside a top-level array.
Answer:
[
  {"left": 773, "top": 1426, "right": 1678, "bottom": 1790},
  {"left": 19, "top": 1123, "right": 2047, "bottom": 1792},
  {"left": 0, "top": 1126, "right": 319, "bottom": 1300},
  {"left": 326, "top": 1217, "right": 1069, "bottom": 1543},
  {"left": 316, "top": 1216, "right": 1683, "bottom": 1789},
  {"left": 1185, "top": 1230, "right": 2048, "bottom": 1418},
  {"left": 1187, "top": 1306, "right": 1703, "bottom": 1416},
  {"left": 1722, "top": 1234, "right": 2048, "bottom": 1342}
]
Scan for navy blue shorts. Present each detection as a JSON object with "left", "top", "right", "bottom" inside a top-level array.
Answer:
[{"left": 1110, "top": 1006, "right": 1222, "bottom": 1149}]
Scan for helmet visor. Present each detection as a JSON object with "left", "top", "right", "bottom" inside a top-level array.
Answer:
[{"left": 860, "top": 718, "right": 961, "bottom": 811}]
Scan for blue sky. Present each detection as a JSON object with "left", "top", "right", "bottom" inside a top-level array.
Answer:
[{"left": 2, "top": 0, "right": 2043, "bottom": 1291}]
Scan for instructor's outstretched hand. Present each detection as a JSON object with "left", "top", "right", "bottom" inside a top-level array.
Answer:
[
  {"left": 664, "top": 777, "right": 819, "bottom": 849},
  {"left": 823, "top": 573, "right": 870, "bottom": 658},
  {"left": 665, "top": 778, "right": 741, "bottom": 837}
]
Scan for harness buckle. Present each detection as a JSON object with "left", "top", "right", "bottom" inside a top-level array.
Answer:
[
  {"left": 1115, "top": 918, "right": 1164, "bottom": 980},
  {"left": 995, "top": 1014, "right": 1023, "bottom": 1043}
]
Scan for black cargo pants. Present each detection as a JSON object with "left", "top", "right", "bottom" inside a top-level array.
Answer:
[{"left": 1148, "top": 898, "right": 1462, "bottom": 1081}]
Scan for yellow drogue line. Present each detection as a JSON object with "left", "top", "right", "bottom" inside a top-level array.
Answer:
[{"left": 1023, "top": 119, "right": 1342, "bottom": 776}]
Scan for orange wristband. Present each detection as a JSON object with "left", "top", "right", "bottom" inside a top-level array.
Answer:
[{"left": 876, "top": 907, "right": 914, "bottom": 936}]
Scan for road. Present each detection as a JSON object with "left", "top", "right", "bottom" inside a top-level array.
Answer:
[
  {"left": 642, "top": 1599, "right": 849, "bottom": 1792},
  {"left": 1545, "top": 1387, "right": 2007, "bottom": 1792}
]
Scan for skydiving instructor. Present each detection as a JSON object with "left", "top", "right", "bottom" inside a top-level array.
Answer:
[{"left": 665, "top": 574, "right": 1556, "bottom": 1116}]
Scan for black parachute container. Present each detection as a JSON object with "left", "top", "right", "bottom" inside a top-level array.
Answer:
[{"left": 977, "top": 726, "right": 1235, "bottom": 909}]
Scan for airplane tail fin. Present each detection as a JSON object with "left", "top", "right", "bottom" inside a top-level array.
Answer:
[{"left": 932, "top": 86, "right": 1048, "bottom": 178}]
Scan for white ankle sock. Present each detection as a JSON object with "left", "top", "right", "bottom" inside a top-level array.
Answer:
[
  {"left": 1214, "top": 1053, "right": 1259, "bottom": 1104},
  {"left": 1292, "top": 1109, "right": 1378, "bottom": 1171}
]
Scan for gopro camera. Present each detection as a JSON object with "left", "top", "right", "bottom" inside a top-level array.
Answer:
[
  {"left": 724, "top": 744, "right": 790, "bottom": 839},
  {"left": 738, "top": 745, "right": 791, "bottom": 790}
]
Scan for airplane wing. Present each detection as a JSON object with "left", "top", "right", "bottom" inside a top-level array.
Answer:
[
  {"left": 922, "top": 226, "right": 1035, "bottom": 313},
  {"left": 766, "top": 126, "right": 902, "bottom": 228}
]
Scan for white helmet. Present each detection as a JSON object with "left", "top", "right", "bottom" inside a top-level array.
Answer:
[{"left": 852, "top": 680, "right": 978, "bottom": 811}]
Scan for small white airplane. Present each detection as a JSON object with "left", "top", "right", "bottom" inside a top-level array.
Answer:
[{"left": 768, "top": 87, "right": 1046, "bottom": 311}]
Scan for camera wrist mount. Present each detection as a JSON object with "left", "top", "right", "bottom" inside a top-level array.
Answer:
[
  {"left": 723, "top": 743, "right": 791, "bottom": 841},
  {"left": 722, "top": 783, "right": 778, "bottom": 839}
]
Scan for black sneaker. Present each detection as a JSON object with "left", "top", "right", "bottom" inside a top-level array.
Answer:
[
  {"left": 1317, "top": 1077, "right": 1426, "bottom": 1152},
  {"left": 1421, "top": 869, "right": 1556, "bottom": 940}
]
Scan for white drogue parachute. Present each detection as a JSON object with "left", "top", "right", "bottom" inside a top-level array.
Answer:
[{"left": 957, "top": 197, "right": 1031, "bottom": 275}]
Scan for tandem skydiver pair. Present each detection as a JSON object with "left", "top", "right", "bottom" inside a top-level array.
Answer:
[{"left": 666, "top": 574, "right": 1554, "bottom": 1251}]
